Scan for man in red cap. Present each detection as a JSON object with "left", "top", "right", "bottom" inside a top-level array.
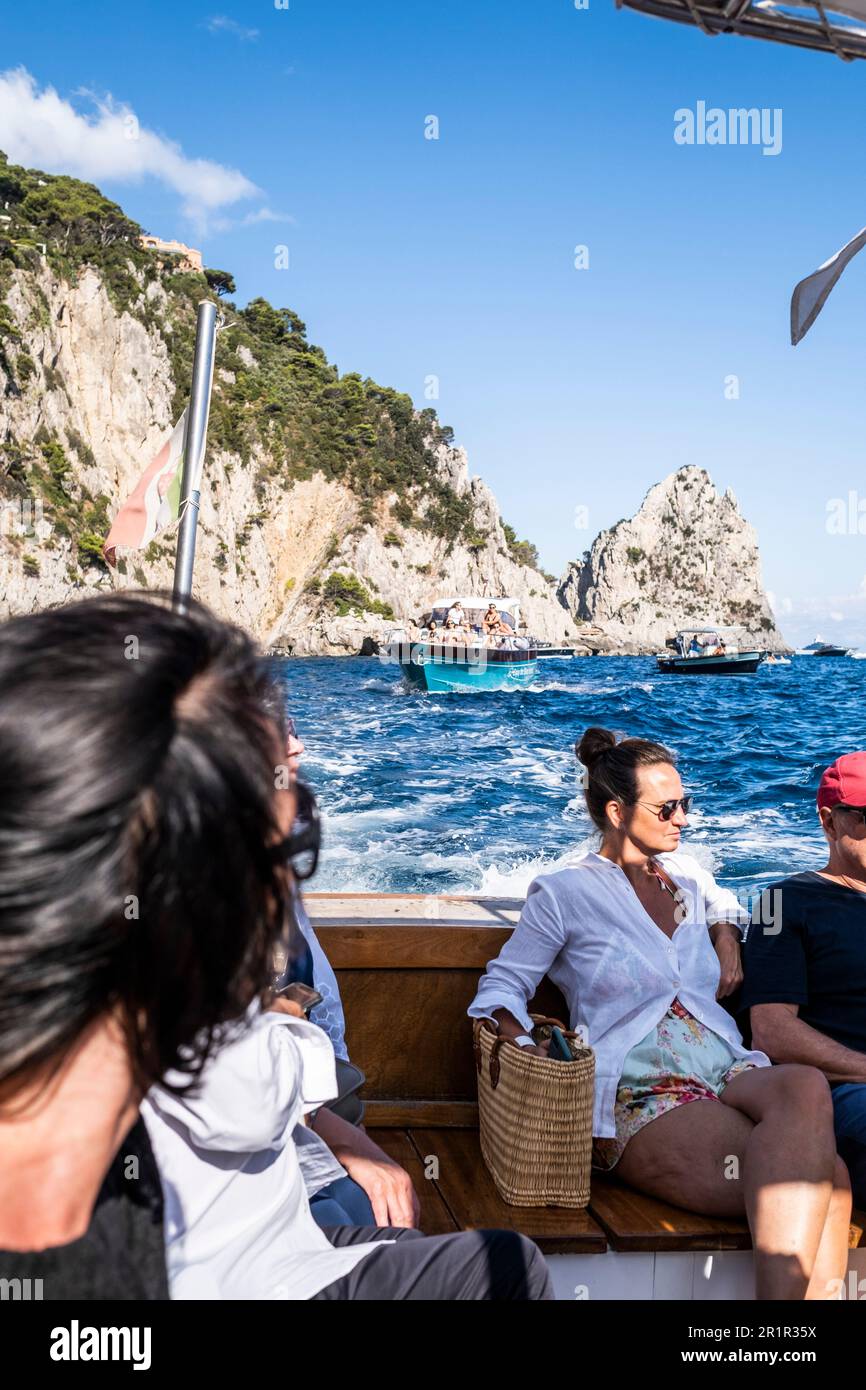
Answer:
[{"left": 740, "top": 752, "right": 866, "bottom": 1209}]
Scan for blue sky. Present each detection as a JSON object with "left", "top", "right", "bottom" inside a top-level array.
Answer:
[{"left": 3, "top": 0, "right": 866, "bottom": 645}]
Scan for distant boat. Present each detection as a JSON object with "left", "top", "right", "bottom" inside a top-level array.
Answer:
[
  {"left": 385, "top": 596, "right": 538, "bottom": 693},
  {"left": 535, "top": 644, "right": 575, "bottom": 660},
  {"left": 656, "top": 627, "right": 766, "bottom": 675},
  {"left": 799, "top": 637, "right": 851, "bottom": 657}
]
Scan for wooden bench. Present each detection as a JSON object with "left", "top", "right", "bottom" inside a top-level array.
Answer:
[{"left": 307, "top": 892, "right": 769, "bottom": 1258}]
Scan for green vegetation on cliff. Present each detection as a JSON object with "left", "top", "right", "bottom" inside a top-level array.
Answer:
[{"left": 0, "top": 152, "right": 498, "bottom": 552}]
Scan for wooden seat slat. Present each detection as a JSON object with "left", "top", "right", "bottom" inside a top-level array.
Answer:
[
  {"left": 365, "top": 1128, "right": 459, "bottom": 1236},
  {"left": 407, "top": 1127, "right": 608, "bottom": 1254},
  {"left": 588, "top": 1174, "right": 752, "bottom": 1251}
]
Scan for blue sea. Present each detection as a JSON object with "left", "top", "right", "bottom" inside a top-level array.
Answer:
[{"left": 274, "top": 655, "right": 866, "bottom": 902}]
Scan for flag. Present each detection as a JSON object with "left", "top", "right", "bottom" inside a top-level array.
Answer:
[
  {"left": 103, "top": 411, "right": 187, "bottom": 567},
  {"left": 791, "top": 225, "right": 866, "bottom": 345}
]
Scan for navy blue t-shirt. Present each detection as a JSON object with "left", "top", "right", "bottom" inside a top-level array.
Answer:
[{"left": 740, "top": 871, "right": 866, "bottom": 1056}]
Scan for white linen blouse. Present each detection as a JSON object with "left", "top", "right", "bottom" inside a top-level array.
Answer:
[{"left": 468, "top": 849, "right": 770, "bottom": 1138}]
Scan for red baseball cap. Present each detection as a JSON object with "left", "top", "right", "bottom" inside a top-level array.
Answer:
[{"left": 817, "top": 752, "right": 866, "bottom": 810}]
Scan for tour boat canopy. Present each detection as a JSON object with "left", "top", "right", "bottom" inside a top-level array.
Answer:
[
  {"left": 428, "top": 597, "right": 521, "bottom": 627},
  {"left": 617, "top": 0, "right": 866, "bottom": 60}
]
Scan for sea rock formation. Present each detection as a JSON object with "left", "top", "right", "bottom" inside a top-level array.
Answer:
[{"left": 557, "top": 466, "right": 787, "bottom": 653}]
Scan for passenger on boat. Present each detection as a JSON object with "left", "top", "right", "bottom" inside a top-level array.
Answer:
[
  {"left": 482, "top": 604, "right": 501, "bottom": 636},
  {"left": 468, "top": 727, "right": 852, "bottom": 1301},
  {"left": 688, "top": 635, "right": 702, "bottom": 656},
  {"left": 446, "top": 601, "right": 464, "bottom": 626},
  {"left": 0, "top": 594, "right": 553, "bottom": 1301},
  {"left": 740, "top": 751, "right": 866, "bottom": 1213},
  {"left": 144, "top": 702, "right": 552, "bottom": 1299},
  {"left": 441, "top": 620, "right": 466, "bottom": 645},
  {"left": 277, "top": 718, "right": 415, "bottom": 1230}
]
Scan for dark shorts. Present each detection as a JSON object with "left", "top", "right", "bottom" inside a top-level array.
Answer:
[{"left": 831, "top": 1082, "right": 866, "bottom": 1208}]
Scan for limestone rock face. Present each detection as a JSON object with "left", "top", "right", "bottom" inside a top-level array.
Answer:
[
  {"left": 557, "top": 466, "right": 787, "bottom": 653},
  {"left": 0, "top": 262, "right": 583, "bottom": 652}
]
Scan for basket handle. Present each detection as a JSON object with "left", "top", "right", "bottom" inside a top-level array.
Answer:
[
  {"left": 472, "top": 1017, "right": 505, "bottom": 1090},
  {"left": 531, "top": 1014, "right": 570, "bottom": 1031}
]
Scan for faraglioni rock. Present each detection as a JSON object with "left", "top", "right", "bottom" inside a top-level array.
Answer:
[{"left": 557, "top": 466, "right": 788, "bottom": 654}]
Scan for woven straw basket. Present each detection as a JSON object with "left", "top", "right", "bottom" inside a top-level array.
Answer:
[{"left": 473, "top": 1014, "right": 595, "bottom": 1208}]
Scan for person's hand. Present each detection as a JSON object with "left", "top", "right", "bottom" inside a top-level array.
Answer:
[
  {"left": 507, "top": 1037, "right": 550, "bottom": 1058},
  {"left": 712, "top": 926, "right": 743, "bottom": 998},
  {"left": 338, "top": 1150, "right": 421, "bottom": 1229},
  {"left": 266, "top": 994, "right": 305, "bottom": 1017}
]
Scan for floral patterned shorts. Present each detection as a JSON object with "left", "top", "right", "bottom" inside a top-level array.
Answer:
[{"left": 591, "top": 998, "right": 758, "bottom": 1173}]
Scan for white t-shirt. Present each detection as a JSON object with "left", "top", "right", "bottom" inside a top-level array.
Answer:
[{"left": 142, "top": 1012, "right": 387, "bottom": 1299}]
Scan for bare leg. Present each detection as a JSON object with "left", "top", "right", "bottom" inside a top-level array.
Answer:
[
  {"left": 721, "top": 1066, "right": 851, "bottom": 1301},
  {"left": 804, "top": 1157, "right": 851, "bottom": 1300},
  {"left": 614, "top": 1065, "right": 848, "bottom": 1299}
]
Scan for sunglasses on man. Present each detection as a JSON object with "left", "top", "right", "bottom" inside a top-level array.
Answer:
[
  {"left": 834, "top": 804, "right": 866, "bottom": 825},
  {"left": 270, "top": 779, "right": 321, "bottom": 880}
]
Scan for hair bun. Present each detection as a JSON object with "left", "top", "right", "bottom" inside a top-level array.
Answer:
[{"left": 576, "top": 726, "right": 617, "bottom": 767}]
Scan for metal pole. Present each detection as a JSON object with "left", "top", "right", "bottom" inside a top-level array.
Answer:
[{"left": 172, "top": 300, "right": 218, "bottom": 612}]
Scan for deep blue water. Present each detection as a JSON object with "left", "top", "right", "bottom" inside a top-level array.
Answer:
[{"left": 273, "top": 655, "right": 866, "bottom": 902}]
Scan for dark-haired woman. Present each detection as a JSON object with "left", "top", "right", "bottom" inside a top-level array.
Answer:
[
  {"left": 0, "top": 593, "right": 292, "bottom": 1297},
  {"left": 0, "top": 594, "right": 552, "bottom": 1301},
  {"left": 469, "top": 726, "right": 851, "bottom": 1300}
]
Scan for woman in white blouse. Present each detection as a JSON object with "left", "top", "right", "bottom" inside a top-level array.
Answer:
[{"left": 469, "top": 726, "right": 852, "bottom": 1301}]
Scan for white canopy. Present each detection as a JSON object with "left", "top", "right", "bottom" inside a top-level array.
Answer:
[{"left": 432, "top": 596, "right": 521, "bottom": 612}]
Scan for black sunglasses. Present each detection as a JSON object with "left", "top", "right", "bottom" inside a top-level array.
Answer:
[
  {"left": 270, "top": 779, "right": 321, "bottom": 880},
  {"left": 637, "top": 795, "right": 693, "bottom": 821},
  {"left": 835, "top": 804, "right": 866, "bottom": 825}
]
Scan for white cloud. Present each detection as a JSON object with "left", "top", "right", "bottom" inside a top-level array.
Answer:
[
  {"left": 207, "top": 16, "right": 260, "bottom": 41},
  {"left": 0, "top": 68, "right": 259, "bottom": 230},
  {"left": 240, "top": 206, "right": 294, "bottom": 226}
]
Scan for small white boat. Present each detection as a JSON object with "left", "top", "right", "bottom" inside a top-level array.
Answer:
[
  {"left": 657, "top": 626, "right": 765, "bottom": 675},
  {"left": 798, "top": 636, "right": 852, "bottom": 657}
]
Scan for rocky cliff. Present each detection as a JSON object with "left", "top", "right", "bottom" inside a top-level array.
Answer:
[
  {"left": 558, "top": 466, "right": 787, "bottom": 653},
  {"left": 0, "top": 258, "right": 581, "bottom": 651}
]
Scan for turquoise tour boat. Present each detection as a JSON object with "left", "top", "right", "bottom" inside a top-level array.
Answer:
[{"left": 384, "top": 596, "right": 538, "bottom": 694}]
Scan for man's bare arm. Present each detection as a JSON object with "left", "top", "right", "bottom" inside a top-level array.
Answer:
[{"left": 751, "top": 1002, "right": 866, "bottom": 1082}]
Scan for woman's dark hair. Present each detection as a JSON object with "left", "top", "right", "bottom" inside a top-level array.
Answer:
[
  {"left": 576, "top": 726, "right": 676, "bottom": 831},
  {"left": 0, "top": 593, "right": 289, "bottom": 1102}
]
